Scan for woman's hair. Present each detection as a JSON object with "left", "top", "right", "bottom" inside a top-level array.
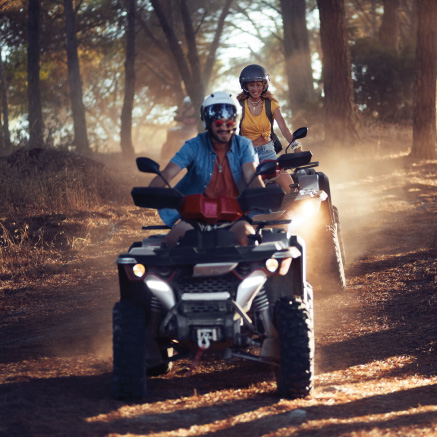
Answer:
[{"left": 236, "top": 90, "right": 278, "bottom": 103}]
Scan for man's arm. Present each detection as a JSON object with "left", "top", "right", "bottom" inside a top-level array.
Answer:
[
  {"left": 149, "top": 162, "right": 182, "bottom": 187},
  {"left": 242, "top": 161, "right": 265, "bottom": 188}
]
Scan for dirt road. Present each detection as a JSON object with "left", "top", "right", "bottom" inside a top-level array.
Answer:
[{"left": 0, "top": 146, "right": 436, "bottom": 436}]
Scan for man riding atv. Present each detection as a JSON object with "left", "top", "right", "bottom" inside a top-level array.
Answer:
[{"left": 150, "top": 91, "right": 265, "bottom": 247}]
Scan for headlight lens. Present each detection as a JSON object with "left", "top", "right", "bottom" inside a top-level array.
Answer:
[
  {"left": 132, "top": 263, "right": 146, "bottom": 278},
  {"left": 265, "top": 258, "right": 279, "bottom": 273}
]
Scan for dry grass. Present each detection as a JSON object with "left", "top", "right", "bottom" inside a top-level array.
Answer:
[
  {"left": 0, "top": 147, "right": 137, "bottom": 280},
  {"left": 0, "top": 148, "right": 131, "bottom": 215}
]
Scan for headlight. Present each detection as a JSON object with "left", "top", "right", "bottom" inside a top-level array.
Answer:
[
  {"left": 301, "top": 200, "right": 317, "bottom": 217},
  {"left": 265, "top": 257, "right": 292, "bottom": 275},
  {"left": 265, "top": 258, "right": 279, "bottom": 273},
  {"left": 132, "top": 263, "right": 146, "bottom": 278}
]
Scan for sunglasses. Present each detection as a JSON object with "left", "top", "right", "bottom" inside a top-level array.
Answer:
[{"left": 214, "top": 119, "right": 235, "bottom": 129}]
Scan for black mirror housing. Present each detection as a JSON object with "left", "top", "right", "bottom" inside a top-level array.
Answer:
[
  {"left": 292, "top": 127, "right": 308, "bottom": 141},
  {"left": 136, "top": 157, "right": 160, "bottom": 174}
]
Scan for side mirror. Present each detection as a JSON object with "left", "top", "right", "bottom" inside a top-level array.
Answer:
[
  {"left": 136, "top": 157, "right": 161, "bottom": 174},
  {"left": 291, "top": 127, "right": 308, "bottom": 142},
  {"left": 136, "top": 157, "right": 172, "bottom": 188},
  {"left": 285, "top": 127, "right": 308, "bottom": 154}
]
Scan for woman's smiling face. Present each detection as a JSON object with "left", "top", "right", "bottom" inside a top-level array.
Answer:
[{"left": 247, "top": 81, "right": 264, "bottom": 98}]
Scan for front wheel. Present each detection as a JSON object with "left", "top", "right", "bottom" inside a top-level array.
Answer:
[
  {"left": 274, "top": 296, "right": 314, "bottom": 398},
  {"left": 113, "top": 300, "right": 147, "bottom": 400}
]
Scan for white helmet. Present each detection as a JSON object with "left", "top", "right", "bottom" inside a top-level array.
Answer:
[{"left": 200, "top": 91, "right": 240, "bottom": 130}]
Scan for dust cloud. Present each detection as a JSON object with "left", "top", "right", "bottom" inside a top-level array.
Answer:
[
  {"left": 299, "top": 127, "right": 430, "bottom": 372},
  {"left": 304, "top": 129, "right": 413, "bottom": 265}
]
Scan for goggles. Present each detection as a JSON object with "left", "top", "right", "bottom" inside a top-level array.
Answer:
[
  {"left": 214, "top": 119, "right": 236, "bottom": 129},
  {"left": 203, "top": 104, "right": 237, "bottom": 123}
]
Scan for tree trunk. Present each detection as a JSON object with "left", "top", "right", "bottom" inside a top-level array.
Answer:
[
  {"left": 0, "top": 44, "right": 11, "bottom": 154},
  {"left": 27, "top": 0, "right": 43, "bottom": 149},
  {"left": 120, "top": 0, "right": 136, "bottom": 159},
  {"left": 317, "top": 0, "right": 358, "bottom": 146},
  {"left": 411, "top": 0, "right": 437, "bottom": 159},
  {"left": 280, "top": 0, "right": 314, "bottom": 125},
  {"left": 370, "top": 0, "right": 378, "bottom": 37},
  {"left": 150, "top": 0, "right": 233, "bottom": 132},
  {"left": 379, "top": 0, "right": 400, "bottom": 52},
  {"left": 63, "top": 0, "right": 90, "bottom": 155}
]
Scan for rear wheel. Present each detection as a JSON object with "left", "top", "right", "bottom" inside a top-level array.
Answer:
[
  {"left": 333, "top": 205, "right": 346, "bottom": 266},
  {"left": 315, "top": 224, "right": 346, "bottom": 294},
  {"left": 113, "top": 300, "right": 147, "bottom": 400},
  {"left": 274, "top": 296, "right": 314, "bottom": 398}
]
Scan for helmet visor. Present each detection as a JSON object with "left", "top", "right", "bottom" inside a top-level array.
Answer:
[{"left": 204, "top": 104, "right": 237, "bottom": 122}]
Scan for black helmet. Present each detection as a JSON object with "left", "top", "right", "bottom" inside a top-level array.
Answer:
[{"left": 239, "top": 64, "right": 270, "bottom": 95}]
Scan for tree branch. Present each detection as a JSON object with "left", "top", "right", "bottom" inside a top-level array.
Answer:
[
  {"left": 149, "top": 0, "right": 194, "bottom": 94},
  {"left": 179, "top": 0, "right": 201, "bottom": 84},
  {"left": 203, "top": 0, "right": 234, "bottom": 88}
]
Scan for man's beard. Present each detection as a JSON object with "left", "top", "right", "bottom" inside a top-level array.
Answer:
[{"left": 210, "top": 128, "right": 236, "bottom": 144}]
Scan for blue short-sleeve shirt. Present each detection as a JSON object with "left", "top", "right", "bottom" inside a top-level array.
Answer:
[{"left": 159, "top": 132, "right": 256, "bottom": 226}]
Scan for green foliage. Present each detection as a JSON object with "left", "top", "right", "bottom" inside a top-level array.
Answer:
[{"left": 351, "top": 37, "right": 416, "bottom": 123}]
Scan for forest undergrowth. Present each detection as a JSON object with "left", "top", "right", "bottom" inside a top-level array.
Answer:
[{"left": 0, "top": 147, "right": 141, "bottom": 280}]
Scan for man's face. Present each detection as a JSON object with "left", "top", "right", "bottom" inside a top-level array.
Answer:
[{"left": 210, "top": 119, "right": 236, "bottom": 144}]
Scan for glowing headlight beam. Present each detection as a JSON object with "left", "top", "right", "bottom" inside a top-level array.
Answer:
[{"left": 145, "top": 278, "right": 171, "bottom": 293}]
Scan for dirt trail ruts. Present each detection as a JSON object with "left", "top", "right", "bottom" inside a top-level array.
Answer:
[{"left": 0, "top": 150, "right": 436, "bottom": 436}]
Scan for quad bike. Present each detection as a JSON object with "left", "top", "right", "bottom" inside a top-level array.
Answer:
[
  {"left": 261, "top": 127, "right": 346, "bottom": 294},
  {"left": 113, "top": 157, "right": 314, "bottom": 400}
]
